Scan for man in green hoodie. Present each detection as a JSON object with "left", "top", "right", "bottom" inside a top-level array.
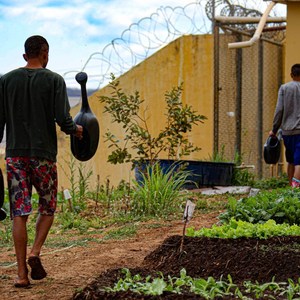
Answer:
[{"left": 0, "top": 35, "right": 83, "bottom": 287}]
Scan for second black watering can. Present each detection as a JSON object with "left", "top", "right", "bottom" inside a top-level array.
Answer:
[
  {"left": 71, "top": 72, "right": 100, "bottom": 161},
  {"left": 263, "top": 130, "right": 282, "bottom": 165}
]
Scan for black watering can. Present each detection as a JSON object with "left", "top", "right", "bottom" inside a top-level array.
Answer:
[
  {"left": 0, "top": 168, "right": 7, "bottom": 221},
  {"left": 71, "top": 72, "right": 100, "bottom": 161},
  {"left": 263, "top": 129, "right": 282, "bottom": 165}
]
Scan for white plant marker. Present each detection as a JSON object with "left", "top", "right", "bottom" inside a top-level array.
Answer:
[
  {"left": 63, "top": 189, "right": 73, "bottom": 211},
  {"left": 63, "top": 189, "right": 71, "bottom": 200},
  {"left": 180, "top": 199, "right": 196, "bottom": 253},
  {"left": 183, "top": 199, "right": 196, "bottom": 223}
]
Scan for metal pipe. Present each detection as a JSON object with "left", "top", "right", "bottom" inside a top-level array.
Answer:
[
  {"left": 235, "top": 34, "right": 243, "bottom": 158},
  {"left": 257, "top": 40, "right": 264, "bottom": 178},
  {"left": 221, "top": 24, "right": 284, "bottom": 46},
  {"left": 213, "top": 0, "right": 220, "bottom": 153},
  {"left": 228, "top": 1, "right": 277, "bottom": 49},
  {"left": 215, "top": 16, "right": 285, "bottom": 24}
]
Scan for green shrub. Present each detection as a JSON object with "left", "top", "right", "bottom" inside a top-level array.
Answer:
[
  {"left": 219, "top": 188, "right": 300, "bottom": 225},
  {"left": 99, "top": 75, "right": 207, "bottom": 168}
]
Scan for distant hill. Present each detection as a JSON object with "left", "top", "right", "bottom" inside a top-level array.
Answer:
[
  {"left": 0, "top": 75, "right": 97, "bottom": 98},
  {"left": 67, "top": 87, "right": 97, "bottom": 97}
]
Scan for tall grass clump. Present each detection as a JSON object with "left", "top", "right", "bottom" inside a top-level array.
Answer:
[
  {"left": 60, "top": 154, "right": 93, "bottom": 212},
  {"left": 131, "top": 163, "right": 191, "bottom": 217}
]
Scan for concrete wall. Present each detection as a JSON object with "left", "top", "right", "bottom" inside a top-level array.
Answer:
[
  {"left": 56, "top": 35, "right": 214, "bottom": 189},
  {"left": 285, "top": 2, "right": 300, "bottom": 81}
]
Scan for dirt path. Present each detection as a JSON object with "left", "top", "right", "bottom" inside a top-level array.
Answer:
[{"left": 0, "top": 213, "right": 218, "bottom": 300}]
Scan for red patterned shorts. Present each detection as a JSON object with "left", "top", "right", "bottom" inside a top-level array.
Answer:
[{"left": 6, "top": 157, "right": 57, "bottom": 219}]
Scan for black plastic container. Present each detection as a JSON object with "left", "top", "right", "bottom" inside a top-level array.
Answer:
[{"left": 135, "top": 159, "right": 235, "bottom": 189}]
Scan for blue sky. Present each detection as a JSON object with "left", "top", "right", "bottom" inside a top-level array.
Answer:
[
  {"left": 0, "top": 0, "right": 195, "bottom": 86},
  {"left": 0, "top": 0, "right": 286, "bottom": 88}
]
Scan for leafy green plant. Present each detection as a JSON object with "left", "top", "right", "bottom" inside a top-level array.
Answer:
[
  {"left": 253, "top": 174, "right": 289, "bottom": 189},
  {"left": 105, "top": 268, "right": 238, "bottom": 297},
  {"left": 104, "top": 268, "right": 300, "bottom": 299},
  {"left": 78, "top": 164, "right": 93, "bottom": 203},
  {"left": 218, "top": 188, "right": 300, "bottom": 225},
  {"left": 207, "top": 144, "right": 229, "bottom": 162},
  {"left": 187, "top": 218, "right": 300, "bottom": 239},
  {"left": 99, "top": 74, "right": 207, "bottom": 168},
  {"left": 54, "top": 211, "right": 95, "bottom": 233},
  {"left": 131, "top": 163, "right": 191, "bottom": 217},
  {"left": 232, "top": 168, "right": 255, "bottom": 186}
]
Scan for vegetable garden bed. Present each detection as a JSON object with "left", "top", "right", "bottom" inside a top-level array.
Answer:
[{"left": 73, "top": 235, "right": 300, "bottom": 299}]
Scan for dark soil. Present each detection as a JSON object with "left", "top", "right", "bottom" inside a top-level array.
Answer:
[{"left": 72, "top": 235, "right": 300, "bottom": 299}]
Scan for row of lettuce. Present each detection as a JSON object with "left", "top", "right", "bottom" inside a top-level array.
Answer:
[{"left": 189, "top": 187, "right": 300, "bottom": 239}]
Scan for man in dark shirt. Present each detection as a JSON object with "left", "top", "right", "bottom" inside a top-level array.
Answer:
[{"left": 0, "top": 35, "right": 83, "bottom": 287}]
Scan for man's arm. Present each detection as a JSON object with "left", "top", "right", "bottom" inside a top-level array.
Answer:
[
  {"left": 0, "top": 79, "right": 6, "bottom": 143},
  {"left": 271, "top": 85, "right": 284, "bottom": 135},
  {"left": 54, "top": 76, "right": 82, "bottom": 138}
]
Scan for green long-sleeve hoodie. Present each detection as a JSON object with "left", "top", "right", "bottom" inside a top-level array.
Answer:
[{"left": 0, "top": 68, "right": 77, "bottom": 162}]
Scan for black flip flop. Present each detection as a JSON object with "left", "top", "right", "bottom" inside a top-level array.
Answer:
[{"left": 28, "top": 256, "right": 47, "bottom": 280}]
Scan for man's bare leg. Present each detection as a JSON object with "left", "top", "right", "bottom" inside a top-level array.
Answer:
[
  {"left": 29, "top": 214, "right": 54, "bottom": 257},
  {"left": 13, "top": 215, "right": 30, "bottom": 286},
  {"left": 27, "top": 214, "right": 54, "bottom": 280}
]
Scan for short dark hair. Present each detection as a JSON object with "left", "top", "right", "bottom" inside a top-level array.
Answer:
[
  {"left": 291, "top": 64, "right": 300, "bottom": 77},
  {"left": 24, "top": 35, "right": 49, "bottom": 59}
]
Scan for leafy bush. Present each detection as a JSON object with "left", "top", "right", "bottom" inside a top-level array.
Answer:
[
  {"left": 99, "top": 75, "right": 207, "bottom": 168},
  {"left": 218, "top": 188, "right": 300, "bottom": 225}
]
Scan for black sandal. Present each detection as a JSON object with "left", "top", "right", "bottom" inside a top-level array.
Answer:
[{"left": 28, "top": 256, "right": 47, "bottom": 280}]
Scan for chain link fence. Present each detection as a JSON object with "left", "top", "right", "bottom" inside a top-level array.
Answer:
[
  {"left": 65, "top": 0, "right": 286, "bottom": 179},
  {"left": 215, "top": 22, "right": 284, "bottom": 178}
]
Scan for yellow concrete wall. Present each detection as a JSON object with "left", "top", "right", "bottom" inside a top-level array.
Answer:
[
  {"left": 285, "top": 2, "right": 300, "bottom": 81},
  {"left": 56, "top": 34, "right": 214, "bottom": 189}
]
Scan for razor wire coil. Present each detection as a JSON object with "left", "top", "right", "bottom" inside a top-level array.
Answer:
[{"left": 63, "top": 0, "right": 286, "bottom": 89}]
